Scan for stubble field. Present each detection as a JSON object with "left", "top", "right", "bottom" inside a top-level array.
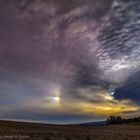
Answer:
[{"left": 0, "top": 121, "right": 139, "bottom": 140}]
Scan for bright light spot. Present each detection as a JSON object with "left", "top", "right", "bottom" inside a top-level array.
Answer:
[
  {"left": 105, "top": 94, "right": 114, "bottom": 101},
  {"left": 110, "top": 92, "right": 114, "bottom": 95},
  {"left": 53, "top": 97, "right": 60, "bottom": 102},
  {"left": 45, "top": 85, "right": 61, "bottom": 103},
  {"left": 48, "top": 96, "right": 60, "bottom": 103}
]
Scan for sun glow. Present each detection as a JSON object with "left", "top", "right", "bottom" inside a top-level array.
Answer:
[
  {"left": 47, "top": 85, "right": 61, "bottom": 103},
  {"left": 51, "top": 96, "right": 60, "bottom": 102},
  {"left": 105, "top": 94, "right": 114, "bottom": 100}
]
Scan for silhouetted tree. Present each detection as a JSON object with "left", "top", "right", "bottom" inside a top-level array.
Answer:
[
  {"left": 107, "top": 116, "right": 140, "bottom": 124},
  {"left": 107, "top": 116, "right": 117, "bottom": 124}
]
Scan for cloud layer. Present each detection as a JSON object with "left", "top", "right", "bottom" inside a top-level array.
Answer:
[{"left": 0, "top": 0, "right": 140, "bottom": 123}]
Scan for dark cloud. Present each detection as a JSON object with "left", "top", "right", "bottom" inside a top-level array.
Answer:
[
  {"left": 98, "top": 0, "right": 140, "bottom": 106},
  {"left": 0, "top": 0, "right": 112, "bottom": 84},
  {"left": 115, "top": 71, "right": 140, "bottom": 105}
]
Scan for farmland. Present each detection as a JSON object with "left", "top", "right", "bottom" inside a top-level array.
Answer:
[{"left": 0, "top": 120, "right": 139, "bottom": 140}]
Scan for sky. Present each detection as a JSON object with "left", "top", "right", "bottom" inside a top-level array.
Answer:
[{"left": 0, "top": 0, "right": 140, "bottom": 124}]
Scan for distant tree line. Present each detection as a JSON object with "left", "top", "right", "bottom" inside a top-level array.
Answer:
[{"left": 106, "top": 116, "right": 140, "bottom": 124}]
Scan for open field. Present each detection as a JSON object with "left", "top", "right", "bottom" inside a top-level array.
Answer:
[{"left": 0, "top": 120, "right": 139, "bottom": 140}]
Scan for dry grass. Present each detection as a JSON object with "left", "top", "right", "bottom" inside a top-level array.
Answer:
[{"left": 0, "top": 121, "right": 139, "bottom": 140}]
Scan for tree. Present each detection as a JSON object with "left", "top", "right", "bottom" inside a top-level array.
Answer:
[{"left": 107, "top": 116, "right": 122, "bottom": 124}]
